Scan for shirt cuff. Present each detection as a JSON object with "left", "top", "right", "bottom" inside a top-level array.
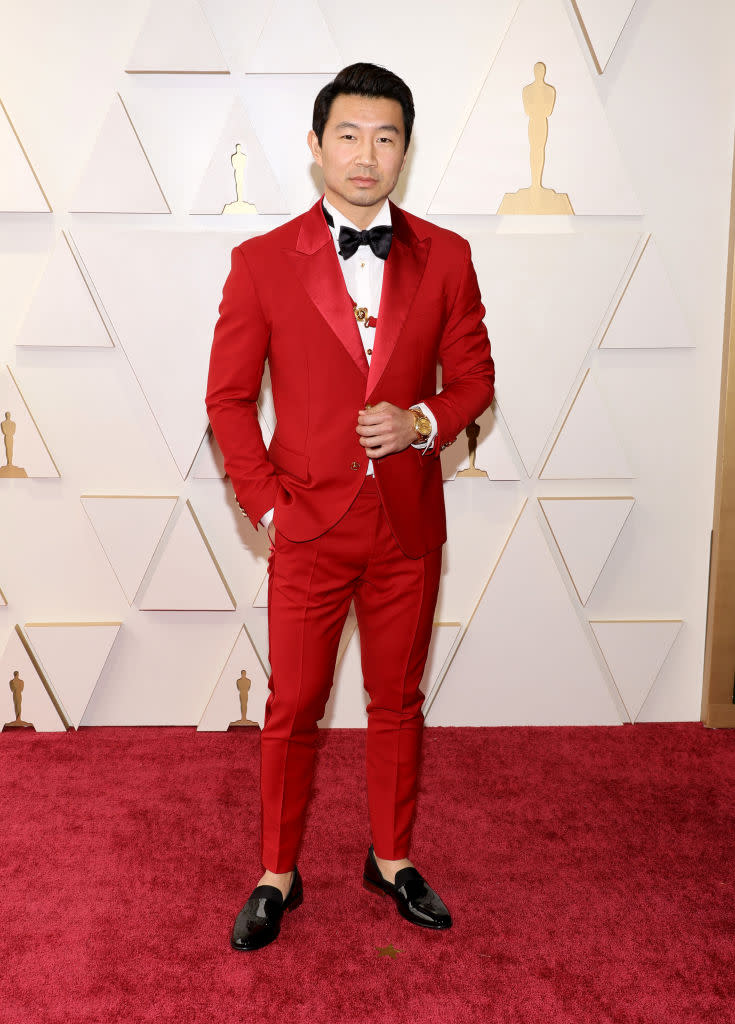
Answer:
[
  {"left": 260, "top": 507, "right": 275, "bottom": 529},
  {"left": 410, "top": 403, "right": 438, "bottom": 454}
]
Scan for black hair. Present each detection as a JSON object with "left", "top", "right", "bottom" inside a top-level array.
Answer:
[{"left": 312, "top": 63, "right": 415, "bottom": 150}]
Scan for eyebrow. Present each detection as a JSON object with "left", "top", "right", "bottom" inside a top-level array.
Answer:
[{"left": 333, "top": 121, "right": 400, "bottom": 134}]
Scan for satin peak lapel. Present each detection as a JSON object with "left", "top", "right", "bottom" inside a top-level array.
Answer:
[
  {"left": 285, "top": 203, "right": 367, "bottom": 378},
  {"left": 366, "top": 215, "right": 430, "bottom": 396}
]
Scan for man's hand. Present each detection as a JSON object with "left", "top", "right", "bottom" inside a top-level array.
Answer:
[{"left": 356, "top": 402, "right": 417, "bottom": 459}]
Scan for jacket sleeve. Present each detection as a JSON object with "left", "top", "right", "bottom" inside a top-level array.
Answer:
[
  {"left": 205, "top": 245, "right": 280, "bottom": 527},
  {"left": 421, "top": 239, "right": 495, "bottom": 453}
]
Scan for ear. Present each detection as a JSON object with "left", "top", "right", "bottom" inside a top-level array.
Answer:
[{"left": 307, "top": 129, "right": 323, "bottom": 167}]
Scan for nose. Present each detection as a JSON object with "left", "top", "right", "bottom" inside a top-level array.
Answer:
[{"left": 355, "top": 139, "right": 377, "bottom": 168}]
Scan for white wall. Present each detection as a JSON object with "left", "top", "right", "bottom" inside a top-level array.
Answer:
[{"left": 0, "top": 0, "right": 732, "bottom": 729}]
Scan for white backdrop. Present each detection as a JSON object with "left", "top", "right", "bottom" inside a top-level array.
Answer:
[{"left": 0, "top": 0, "right": 733, "bottom": 730}]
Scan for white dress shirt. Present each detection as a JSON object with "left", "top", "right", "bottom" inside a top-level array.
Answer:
[{"left": 260, "top": 197, "right": 436, "bottom": 529}]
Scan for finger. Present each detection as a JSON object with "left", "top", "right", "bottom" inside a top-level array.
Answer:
[
  {"left": 362, "top": 435, "right": 395, "bottom": 452},
  {"left": 357, "top": 416, "right": 394, "bottom": 432},
  {"left": 360, "top": 427, "right": 395, "bottom": 441},
  {"left": 366, "top": 443, "right": 390, "bottom": 458},
  {"left": 357, "top": 412, "right": 387, "bottom": 427},
  {"left": 358, "top": 401, "right": 390, "bottom": 418}
]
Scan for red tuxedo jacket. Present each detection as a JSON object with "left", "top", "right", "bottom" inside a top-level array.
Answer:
[{"left": 205, "top": 198, "right": 494, "bottom": 558}]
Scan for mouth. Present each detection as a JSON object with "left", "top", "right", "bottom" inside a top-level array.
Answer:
[{"left": 350, "top": 177, "right": 378, "bottom": 186}]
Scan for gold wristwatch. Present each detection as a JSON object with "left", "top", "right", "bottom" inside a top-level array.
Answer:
[{"left": 410, "top": 407, "right": 432, "bottom": 442}]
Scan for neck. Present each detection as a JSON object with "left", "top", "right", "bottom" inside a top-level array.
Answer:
[{"left": 324, "top": 191, "right": 389, "bottom": 230}]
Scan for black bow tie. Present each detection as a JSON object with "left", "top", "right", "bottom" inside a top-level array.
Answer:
[{"left": 322, "top": 204, "right": 392, "bottom": 261}]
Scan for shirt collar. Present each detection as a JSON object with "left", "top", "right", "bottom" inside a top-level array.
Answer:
[{"left": 322, "top": 196, "right": 392, "bottom": 238}]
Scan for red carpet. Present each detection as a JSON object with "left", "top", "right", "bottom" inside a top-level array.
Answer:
[{"left": 2, "top": 723, "right": 735, "bottom": 1023}]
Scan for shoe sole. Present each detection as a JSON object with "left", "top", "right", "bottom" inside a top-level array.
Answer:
[{"left": 362, "top": 876, "right": 388, "bottom": 898}]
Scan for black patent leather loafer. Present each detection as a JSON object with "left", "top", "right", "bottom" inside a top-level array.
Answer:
[
  {"left": 362, "top": 846, "right": 452, "bottom": 930},
  {"left": 230, "top": 867, "right": 303, "bottom": 951}
]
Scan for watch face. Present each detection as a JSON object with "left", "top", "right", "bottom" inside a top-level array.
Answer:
[{"left": 416, "top": 415, "right": 431, "bottom": 437}]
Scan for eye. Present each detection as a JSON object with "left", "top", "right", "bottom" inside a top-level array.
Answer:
[{"left": 377, "top": 136, "right": 394, "bottom": 144}]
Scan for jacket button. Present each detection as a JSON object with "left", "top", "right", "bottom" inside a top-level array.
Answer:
[{"left": 350, "top": 460, "right": 360, "bottom": 471}]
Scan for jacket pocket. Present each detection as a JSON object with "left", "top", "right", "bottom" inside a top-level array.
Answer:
[{"left": 267, "top": 435, "right": 310, "bottom": 482}]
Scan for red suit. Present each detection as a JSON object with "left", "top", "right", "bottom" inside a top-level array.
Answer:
[{"left": 206, "top": 197, "right": 494, "bottom": 871}]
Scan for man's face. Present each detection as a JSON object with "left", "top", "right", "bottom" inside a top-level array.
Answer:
[{"left": 307, "top": 93, "right": 407, "bottom": 228}]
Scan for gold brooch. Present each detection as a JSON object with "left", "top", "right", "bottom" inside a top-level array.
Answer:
[{"left": 354, "top": 305, "right": 369, "bottom": 324}]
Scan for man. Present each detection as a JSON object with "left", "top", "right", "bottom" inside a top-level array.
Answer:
[{"left": 206, "top": 63, "right": 494, "bottom": 952}]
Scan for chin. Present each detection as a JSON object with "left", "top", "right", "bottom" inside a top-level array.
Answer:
[{"left": 347, "top": 190, "right": 387, "bottom": 207}]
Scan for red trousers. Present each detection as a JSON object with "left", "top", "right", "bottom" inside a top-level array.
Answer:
[{"left": 261, "top": 476, "right": 442, "bottom": 872}]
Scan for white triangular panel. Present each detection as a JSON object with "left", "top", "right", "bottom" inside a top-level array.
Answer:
[
  {"left": 138, "top": 500, "right": 235, "bottom": 610},
  {"left": 321, "top": 609, "right": 376, "bottom": 727},
  {"left": 321, "top": 620, "right": 462, "bottom": 728},
  {"left": 242, "top": 73, "right": 331, "bottom": 213},
  {"left": 190, "top": 99, "right": 288, "bottom": 214},
  {"left": 198, "top": 625, "right": 268, "bottom": 730},
  {"left": 192, "top": 409, "right": 273, "bottom": 479},
  {"left": 253, "top": 572, "right": 268, "bottom": 608},
  {"left": 120, "top": 88, "right": 233, "bottom": 215},
  {"left": 79, "top": 615, "right": 241, "bottom": 725},
  {"left": 81, "top": 495, "right": 177, "bottom": 603},
  {"left": 442, "top": 402, "right": 521, "bottom": 481},
  {"left": 590, "top": 620, "right": 682, "bottom": 721},
  {"left": 0, "top": 98, "right": 50, "bottom": 212},
  {"left": 70, "top": 94, "right": 169, "bottom": 213},
  {"left": 336, "top": 604, "right": 358, "bottom": 667},
  {"left": 249, "top": 0, "right": 341, "bottom": 73},
  {"left": 17, "top": 233, "right": 113, "bottom": 348},
  {"left": 24, "top": 623, "right": 121, "bottom": 728},
  {"left": 539, "top": 497, "right": 634, "bottom": 604},
  {"left": 573, "top": 0, "right": 637, "bottom": 73},
  {"left": 541, "top": 370, "right": 632, "bottom": 479},
  {"left": 430, "top": 0, "right": 640, "bottom": 215},
  {"left": 258, "top": 364, "right": 276, "bottom": 433},
  {"left": 197, "top": 1, "right": 273, "bottom": 72},
  {"left": 0, "top": 367, "right": 59, "bottom": 478},
  {"left": 257, "top": 404, "right": 275, "bottom": 446},
  {"left": 0, "top": 628, "right": 66, "bottom": 731},
  {"left": 431, "top": 506, "right": 623, "bottom": 725},
  {"left": 422, "top": 623, "right": 463, "bottom": 716},
  {"left": 73, "top": 229, "right": 245, "bottom": 477},
  {"left": 601, "top": 238, "right": 693, "bottom": 349},
  {"left": 321, "top": 627, "right": 364, "bottom": 727},
  {"left": 192, "top": 428, "right": 226, "bottom": 479},
  {"left": 126, "top": 0, "right": 228, "bottom": 73},
  {"left": 437, "top": 485, "right": 525, "bottom": 625},
  {"left": 470, "top": 233, "right": 639, "bottom": 475}
]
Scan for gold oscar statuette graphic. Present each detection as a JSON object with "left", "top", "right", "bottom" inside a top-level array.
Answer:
[
  {"left": 457, "top": 421, "right": 489, "bottom": 478},
  {"left": 3, "top": 671, "right": 34, "bottom": 730},
  {"left": 0, "top": 412, "right": 28, "bottom": 478},
  {"left": 229, "top": 670, "right": 259, "bottom": 728},
  {"left": 498, "top": 62, "right": 574, "bottom": 215},
  {"left": 222, "top": 144, "right": 257, "bottom": 215}
]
